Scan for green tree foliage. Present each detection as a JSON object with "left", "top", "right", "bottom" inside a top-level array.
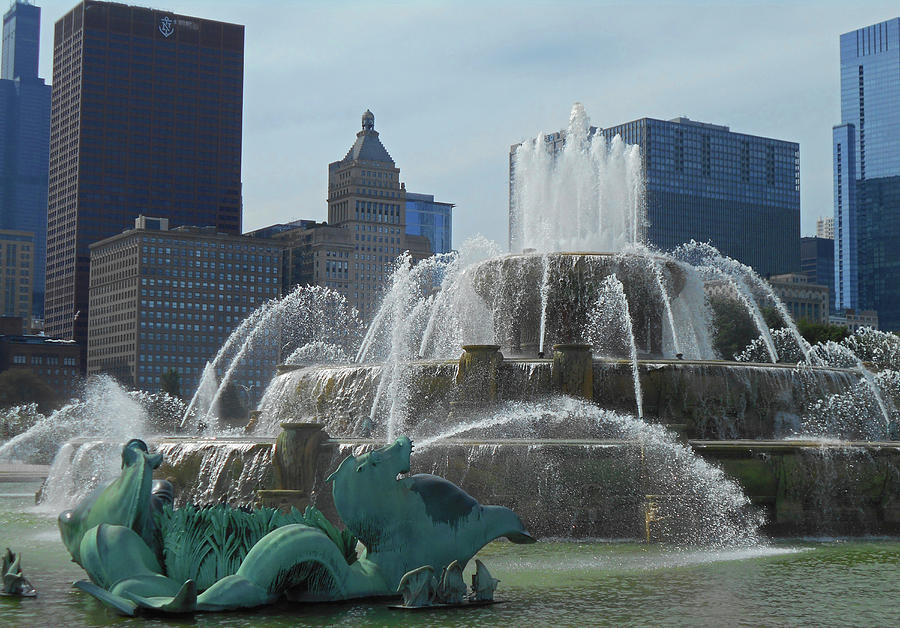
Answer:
[
  {"left": 160, "top": 368, "right": 182, "bottom": 399},
  {"left": 796, "top": 319, "right": 850, "bottom": 345},
  {"left": 0, "top": 368, "right": 60, "bottom": 413},
  {"left": 709, "top": 295, "right": 761, "bottom": 360}
]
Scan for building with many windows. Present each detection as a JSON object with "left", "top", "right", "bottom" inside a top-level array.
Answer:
[
  {"left": 510, "top": 117, "right": 800, "bottom": 276},
  {"left": 816, "top": 216, "right": 835, "bottom": 239},
  {"left": 0, "top": 229, "right": 33, "bottom": 320},
  {"left": 87, "top": 217, "right": 281, "bottom": 395},
  {"left": 46, "top": 1, "right": 244, "bottom": 357},
  {"left": 0, "top": 1, "right": 50, "bottom": 316},
  {"left": 324, "top": 110, "right": 431, "bottom": 317},
  {"left": 406, "top": 193, "right": 453, "bottom": 255},
  {"left": 833, "top": 18, "right": 900, "bottom": 330},
  {"left": 768, "top": 273, "right": 829, "bottom": 325},
  {"left": 0, "top": 316, "right": 80, "bottom": 397}
]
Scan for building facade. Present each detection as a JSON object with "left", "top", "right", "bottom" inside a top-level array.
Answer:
[
  {"left": 0, "top": 1, "right": 50, "bottom": 316},
  {"left": 0, "top": 229, "right": 32, "bottom": 319},
  {"left": 833, "top": 18, "right": 900, "bottom": 330},
  {"left": 816, "top": 216, "right": 834, "bottom": 239},
  {"left": 406, "top": 192, "right": 453, "bottom": 255},
  {"left": 323, "top": 111, "right": 430, "bottom": 318},
  {"left": 800, "top": 236, "right": 835, "bottom": 312},
  {"left": 0, "top": 316, "right": 80, "bottom": 397},
  {"left": 46, "top": 1, "right": 244, "bottom": 355},
  {"left": 511, "top": 117, "right": 801, "bottom": 276},
  {"left": 87, "top": 217, "right": 281, "bottom": 395},
  {"left": 768, "top": 273, "right": 829, "bottom": 325}
]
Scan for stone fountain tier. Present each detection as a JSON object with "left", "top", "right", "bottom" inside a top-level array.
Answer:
[
  {"left": 270, "top": 350, "right": 863, "bottom": 440},
  {"left": 469, "top": 252, "right": 687, "bottom": 356},
  {"left": 147, "top": 431, "right": 900, "bottom": 539}
]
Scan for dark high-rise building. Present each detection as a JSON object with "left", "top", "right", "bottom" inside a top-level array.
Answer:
[
  {"left": 800, "top": 236, "right": 835, "bottom": 312},
  {"left": 510, "top": 117, "right": 801, "bottom": 277},
  {"left": 0, "top": 1, "right": 51, "bottom": 316},
  {"left": 46, "top": 1, "right": 244, "bottom": 354},
  {"left": 833, "top": 18, "right": 900, "bottom": 330}
]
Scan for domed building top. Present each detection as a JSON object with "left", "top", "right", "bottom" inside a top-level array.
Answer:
[{"left": 342, "top": 109, "right": 394, "bottom": 164}]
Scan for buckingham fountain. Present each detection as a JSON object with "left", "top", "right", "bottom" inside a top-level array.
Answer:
[{"left": 2, "top": 103, "right": 900, "bottom": 622}]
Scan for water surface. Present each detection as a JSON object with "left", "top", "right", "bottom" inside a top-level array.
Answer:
[{"left": 2, "top": 483, "right": 898, "bottom": 627}]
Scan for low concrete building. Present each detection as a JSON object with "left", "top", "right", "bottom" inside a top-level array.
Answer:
[
  {"left": 0, "top": 316, "right": 80, "bottom": 397},
  {"left": 830, "top": 309, "right": 879, "bottom": 332}
]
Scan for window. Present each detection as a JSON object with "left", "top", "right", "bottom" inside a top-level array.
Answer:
[{"left": 13, "top": 355, "right": 26, "bottom": 364}]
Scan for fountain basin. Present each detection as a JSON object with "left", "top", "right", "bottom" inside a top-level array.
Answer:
[
  {"left": 267, "top": 358, "right": 863, "bottom": 440},
  {"left": 469, "top": 252, "right": 687, "bottom": 356}
]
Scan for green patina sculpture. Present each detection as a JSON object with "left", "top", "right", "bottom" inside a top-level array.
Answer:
[
  {"left": 58, "top": 436, "right": 534, "bottom": 615},
  {"left": 1, "top": 548, "right": 36, "bottom": 597}
]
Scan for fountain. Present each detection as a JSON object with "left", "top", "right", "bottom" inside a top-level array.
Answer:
[{"left": 3, "top": 102, "right": 900, "bottom": 624}]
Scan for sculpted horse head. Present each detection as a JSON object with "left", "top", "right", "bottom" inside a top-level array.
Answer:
[
  {"left": 58, "top": 439, "right": 162, "bottom": 566},
  {"left": 326, "top": 436, "right": 534, "bottom": 587}
]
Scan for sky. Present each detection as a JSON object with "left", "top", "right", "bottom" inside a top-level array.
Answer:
[{"left": 30, "top": 0, "right": 900, "bottom": 248}]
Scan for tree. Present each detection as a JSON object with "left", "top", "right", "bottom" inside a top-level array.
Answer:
[
  {"left": 0, "top": 369, "right": 60, "bottom": 413},
  {"left": 709, "top": 294, "right": 761, "bottom": 360},
  {"left": 796, "top": 319, "right": 850, "bottom": 345},
  {"left": 160, "top": 368, "right": 182, "bottom": 399}
]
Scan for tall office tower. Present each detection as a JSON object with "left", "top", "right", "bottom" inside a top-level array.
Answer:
[
  {"left": 816, "top": 216, "right": 834, "bottom": 239},
  {"left": 326, "top": 110, "right": 429, "bottom": 318},
  {"left": 833, "top": 18, "right": 900, "bottom": 330},
  {"left": 46, "top": 1, "right": 244, "bottom": 356},
  {"left": 509, "top": 117, "right": 800, "bottom": 276},
  {"left": 0, "top": 1, "right": 51, "bottom": 317},
  {"left": 800, "top": 236, "right": 835, "bottom": 312},
  {"left": 0, "top": 229, "right": 33, "bottom": 319},
  {"left": 406, "top": 192, "right": 453, "bottom": 255}
]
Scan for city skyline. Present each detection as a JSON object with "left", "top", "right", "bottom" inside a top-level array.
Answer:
[{"left": 28, "top": 1, "right": 900, "bottom": 249}]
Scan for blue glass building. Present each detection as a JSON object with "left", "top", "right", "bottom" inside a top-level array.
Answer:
[
  {"left": 405, "top": 192, "right": 453, "bottom": 255},
  {"left": 833, "top": 18, "right": 900, "bottom": 330},
  {"left": 0, "top": 1, "right": 50, "bottom": 317},
  {"left": 598, "top": 118, "right": 800, "bottom": 276}
]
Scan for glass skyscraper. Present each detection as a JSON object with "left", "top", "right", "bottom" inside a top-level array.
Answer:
[
  {"left": 513, "top": 117, "right": 800, "bottom": 276},
  {"left": 833, "top": 18, "right": 900, "bottom": 330},
  {"left": 46, "top": 1, "right": 244, "bottom": 356},
  {"left": 405, "top": 192, "right": 453, "bottom": 255},
  {"left": 0, "top": 1, "right": 50, "bottom": 316}
]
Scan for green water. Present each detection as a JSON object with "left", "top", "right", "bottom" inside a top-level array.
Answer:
[{"left": 2, "top": 482, "right": 899, "bottom": 627}]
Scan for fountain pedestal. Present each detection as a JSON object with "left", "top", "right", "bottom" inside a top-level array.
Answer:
[
  {"left": 454, "top": 345, "right": 503, "bottom": 408},
  {"left": 551, "top": 344, "right": 593, "bottom": 398},
  {"left": 259, "top": 422, "right": 330, "bottom": 512}
]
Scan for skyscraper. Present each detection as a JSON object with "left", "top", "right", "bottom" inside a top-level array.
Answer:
[
  {"left": 510, "top": 117, "right": 800, "bottom": 276},
  {"left": 406, "top": 192, "right": 453, "bottom": 255},
  {"left": 46, "top": 1, "right": 244, "bottom": 353},
  {"left": 0, "top": 1, "right": 51, "bottom": 316},
  {"left": 326, "top": 110, "right": 429, "bottom": 318},
  {"left": 833, "top": 18, "right": 900, "bottom": 330}
]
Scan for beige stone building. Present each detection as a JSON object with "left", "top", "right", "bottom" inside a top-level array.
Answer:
[
  {"left": 768, "top": 273, "right": 829, "bottom": 324},
  {"left": 0, "top": 230, "right": 34, "bottom": 321},
  {"left": 88, "top": 216, "right": 282, "bottom": 393},
  {"left": 326, "top": 110, "right": 430, "bottom": 318},
  {"left": 250, "top": 111, "right": 431, "bottom": 319}
]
